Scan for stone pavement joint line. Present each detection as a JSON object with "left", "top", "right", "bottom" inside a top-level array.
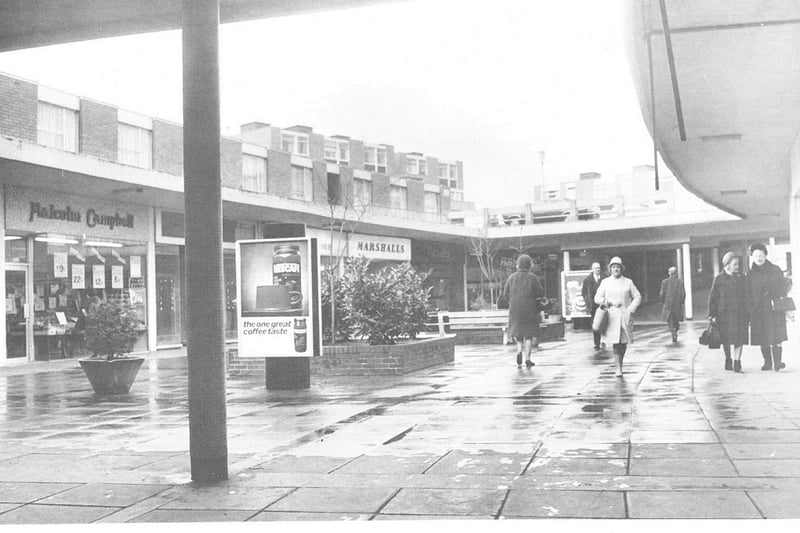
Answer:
[{"left": 1, "top": 323, "right": 799, "bottom": 522}]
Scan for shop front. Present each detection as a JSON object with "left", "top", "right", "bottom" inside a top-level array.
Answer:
[{"left": 2, "top": 185, "right": 153, "bottom": 364}]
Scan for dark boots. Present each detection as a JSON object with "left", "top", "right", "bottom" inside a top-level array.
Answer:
[
  {"left": 773, "top": 346, "right": 786, "bottom": 372},
  {"left": 724, "top": 357, "right": 733, "bottom": 371},
  {"left": 761, "top": 346, "right": 773, "bottom": 371},
  {"left": 733, "top": 360, "right": 742, "bottom": 373}
]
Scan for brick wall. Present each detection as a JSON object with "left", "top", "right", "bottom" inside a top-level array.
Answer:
[
  {"left": 79, "top": 99, "right": 117, "bottom": 161},
  {"left": 371, "top": 173, "right": 391, "bottom": 207},
  {"left": 349, "top": 139, "right": 364, "bottom": 170},
  {"left": 220, "top": 137, "right": 242, "bottom": 188},
  {"left": 395, "top": 152, "right": 407, "bottom": 175},
  {"left": 312, "top": 160, "right": 328, "bottom": 204},
  {"left": 385, "top": 145, "right": 396, "bottom": 175},
  {"left": 153, "top": 120, "right": 183, "bottom": 176},
  {"left": 407, "top": 179, "right": 424, "bottom": 212},
  {"left": 425, "top": 156, "right": 439, "bottom": 186},
  {"left": 267, "top": 149, "right": 292, "bottom": 197},
  {"left": 310, "top": 132, "right": 325, "bottom": 161},
  {"left": 226, "top": 335, "right": 456, "bottom": 378},
  {"left": 339, "top": 165, "right": 354, "bottom": 206},
  {"left": 270, "top": 127, "right": 282, "bottom": 150},
  {"left": 0, "top": 74, "right": 37, "bottom": 142}
]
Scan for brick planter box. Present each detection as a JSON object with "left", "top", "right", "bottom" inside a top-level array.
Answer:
[
  {"left": 227, "top": 335, "right": 456, "bottom": 378},
  {"left": 453, "top": 321, "right": 566, "bottom": 345}
]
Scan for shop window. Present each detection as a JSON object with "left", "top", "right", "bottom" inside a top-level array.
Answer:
[
  {"left": 353, "top": 178, "right": 371, "bottom": 209},
  {"left": 37, "top": 101, "right": 78, "bottom": 152},
  {"left": 4, "top": 236, "right": 27, "bottom": 263},
  {"left": 242, "top": 154, "right": 267, "bottom": 193},
  {"left": 291, "top": 166, "right": 313, "bottom": 202},
  {"left": 118, "top": 122, "right": 153, "bottom": 169},
  {"left": 156, "top": 248, "right": 182, "bottom": 346},
  {"left": 161, "top": 211, "right": 185, "bottom": 239}
]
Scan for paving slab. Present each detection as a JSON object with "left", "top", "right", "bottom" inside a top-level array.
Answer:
[
  {"left": 378, "top": 488, "right": 506, "bottom": 516},
  {"left": 733, "top": 459, "right": 800, "bottom": 476},
  {"left": 332, "top": 454, "right": 440, "bottom": 474},
  {"left": 0, "top": 503, "right": 120, "bottom": 524},
  {"left": 128, "top": 509, "right": 254, "bottom": 522},
  {"left": 157, "top": 484, "right": 292, "bottom": 511},
  {"left": 630, "top": 443, "right": 727, "bottom": 459},
  {"left": 629, "top": 458, "right": 737, "bottom": 477},
  {"left": 37, "top": 483, "right": 171, "bottom": 507},
  {"left": 525, "top": 457, "right": 627, "bottom": 476},
  {"left": 627, "top": 490, "right": 762, "bottom": 519},
  {"left": 253, "top": 455, "right": 353, "bottom": 473},
  {"left": 536, "top": 442, "right": 628, "bottom": 459},
  {"left": 747, "top": 490, "right": 800, "bottom": 519},
  {"left": 0, "top": 482, "right": 80, "bottom": 504},
  {"left": 424, "top": 450, "right": 532, "bottom": 476},
  {"left": 266, "top": 487, "right": 398, "bottom": 514},
  {"left": 723, "top": 442, "right": 800, "bottom": 459},
  {"left": 249, "top": 511, "right": 372, "bottom": 521},
  {"left": 501, "top": 489, "right": 625, "bottom": 518}
]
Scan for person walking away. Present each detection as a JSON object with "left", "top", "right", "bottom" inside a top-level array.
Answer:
[
  {"left": 708, "top": 252, "right": 749, "bottom": 372},
  {"left": 595, "top": 256, "right": 642, "bottom": 377},
  {"left": 660, "top": 266, "right": 686, "bottom": 343},
  {"left": 582, "top": 262, "right": 608, "bottom": 350},
  {"left": 746, "top": 243, "right": 789, "bottom": 371},
  {"left": 503, "top": 254, "right": 545, "bottom": 368}
]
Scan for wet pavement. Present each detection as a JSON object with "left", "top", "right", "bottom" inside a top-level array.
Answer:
[{"left": 1, "top": 323, "right": 799, "bottom": 522}]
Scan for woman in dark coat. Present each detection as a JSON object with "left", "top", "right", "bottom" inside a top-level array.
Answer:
[
  {"left": 708, "top": 252, "right": 748, "bottom": 372},
  {"left": 503, "top": 254, "right": 544, "bottom": 368},
  {"left": 746, "top": 243, "right": 789, "bottom": 371}
]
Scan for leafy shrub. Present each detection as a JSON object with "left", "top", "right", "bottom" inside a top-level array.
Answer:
[
  {"left": 343, "top": 257, "right": 431, "bottom": 345},
  {"left": 85, "top": 298, "right": 142, "bottom": 360},
  {"left": 321, "top": 267, "right": 354, "bottom": 343}
]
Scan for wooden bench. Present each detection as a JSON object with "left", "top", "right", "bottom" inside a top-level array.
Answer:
[{"left": 427, "top": 310, "right": 565, "bottom": 345}]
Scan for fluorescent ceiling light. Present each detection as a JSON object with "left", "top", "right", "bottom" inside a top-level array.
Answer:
[
  {"left": 84, "top": 240, "right": 123, "bottom": 248},
  {"left": 34, "top": 235, "right": 79, "bottom": 244},
  {"left": 700, "top": 134, "right": 742, "bottom": 143},
  {"left": 4, "top": 235, "right": 22, "bottom": 241}
]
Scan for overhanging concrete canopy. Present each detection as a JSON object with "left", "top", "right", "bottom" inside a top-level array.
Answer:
[
  {"left": 623, "top": 0, "right": 800, "bottom": 234},
  {"left": 0, "top": 0, "right": 399, "bottom": 52}
]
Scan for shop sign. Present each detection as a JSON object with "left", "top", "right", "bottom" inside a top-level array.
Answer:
[
  {"left": 235, "top": 237, "right": 322, "bottom": 358},
  {"left": 305, "top": 229, "right": 411, "bottom": 261},
  {"left": 561, "top": 270, "right": 592, "bottom": 320},
  {"left": 4, "top": 186, "right": 149, "bottom": 240}
]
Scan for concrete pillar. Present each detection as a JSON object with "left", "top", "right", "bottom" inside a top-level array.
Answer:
[
  {"left": 182, "top": 0, "right": 228, "bottom": 482},
  {"left": 676, "top": 248, "right": 682, "bottom": 278},
  {"left": 146, "top": 207, "right": 157, "bottom": 352},
  {"left": 682, "top": 243, "right": 693, "bottom": 320},
  {"left": 463, "top": 258, "right": 469, "bottom": 312},
  {"left": 562, "top": 250, "right": 571, "bottom": 272},
  {"left": 711, "top": 247, "right": 720, "bottom": 277},
  {"left": 524, "top": 203, "right": 533, "bottom": 225}
]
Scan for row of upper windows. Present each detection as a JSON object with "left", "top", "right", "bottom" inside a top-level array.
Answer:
[{"left": 34, "top": 100, "right": 449, "bottom": 212}]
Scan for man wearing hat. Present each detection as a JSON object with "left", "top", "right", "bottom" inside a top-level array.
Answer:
[
  {"left": 595, "top": 256, "right": 642, "bottom": 377},
  {"left": 660, "top": 266, "right": 686, "bottom": 343},
  {"left": 581, "top": 262, "right": 608, "bottom": 350}
]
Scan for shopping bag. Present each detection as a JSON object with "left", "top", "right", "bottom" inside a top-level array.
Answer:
[
  {"left": 700, "top": 322, "right": 721, "bottom": 349},
  {"left": 772, "top": 297, "right": 796, "bottom": 312},
  {"left": 592, "top": 306, "right": 608, "bottom": 333}
]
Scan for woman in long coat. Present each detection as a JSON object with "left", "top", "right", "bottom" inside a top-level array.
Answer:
[
  {"left": 595, "top": 256, "right": 642, "bottom": 377},
  {"left": 707, "top": 252, "right": 748, "bottom": 372},
  {"left": 746, "top": 243, "right": 789, "bottom": 371},
  {"left": 503, "top": 254, "right": 544, "bottom": 368}
]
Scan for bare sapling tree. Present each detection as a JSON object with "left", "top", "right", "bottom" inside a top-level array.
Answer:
[{"left": 468, "top": 228, "right": 505, "bottom": 308}]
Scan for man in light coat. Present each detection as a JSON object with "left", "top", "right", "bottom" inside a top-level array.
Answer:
[
  {"left": 595, "top": 256, "right": 642, "bottom": 377},
  {"left": 581, "top": 262, "right": 608, "bottom": 350},
  {"left": 660, "top": 266, "right": 686, "bottom": 343}
]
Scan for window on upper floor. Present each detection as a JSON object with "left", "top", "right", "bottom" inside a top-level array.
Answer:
[
  {"left": 390, "top": 185, "right": 407, "bottom": 210},
  {"left": 324, "top": 138, "right": 349, "bottom": 166},
  {"left": 364, "top": 144, "right": 387, "bottom": 174},
  {"left": 281, "top": 132, "right": 309, "bottom": 156},
  {"left": 291, "top": 165, "right": 313, "bottom": 202},
  {"left": 406, "top": 155, "right": 427, "bottom": 175},
  {"left": 424, "top": 192, "right": 440, "bottom": 214},
  {"left": 242, "top": 154, "right": 267, "bottom": 193},
  {"left": 545, "top": 189, "right": 559, "bottom": 200},
  {"left": 37, "top": 101, "right": 78, "bottom": 153},
  {"left": 438, "top": 163, "right": 459, "bottom": 189},
  {"left": 353, "top": 178, "right": 372, "bottom": 209},
  {"left": 118, "top": 122, "right": 152, "bottom": 169}
]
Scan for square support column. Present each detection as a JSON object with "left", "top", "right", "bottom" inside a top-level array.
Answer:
[
  {"left": 711, "top": 247, "right": 720, "bottom": 278},
  {"left": 681, "top": 243, "right": 693, "bottom": 320}
]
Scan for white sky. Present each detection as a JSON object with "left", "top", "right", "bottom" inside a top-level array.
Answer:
[{"left": 0, "top": 0, "right": 658, "bottom": 208}]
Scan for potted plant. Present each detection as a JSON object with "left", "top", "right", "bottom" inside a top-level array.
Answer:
[{"left": 78, "top": 298, "right": 145, "bottom": 394}]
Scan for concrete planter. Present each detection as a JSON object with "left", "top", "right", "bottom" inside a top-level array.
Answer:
[
  {"left": 227, "top": 335, "right": 456, "bottom": 378},
  {"left": 78, "top": 357, "right": 144, "bottom": 395}
]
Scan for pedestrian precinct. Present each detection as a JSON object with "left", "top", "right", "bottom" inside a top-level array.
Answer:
[
  {"left": 659, "top": 266, "right": 686, "bottom": 343},
  {"left": 708, "top": 252, "right": 749, "bottom": 372},
  {"left": 594, "top": 256, "right": 642, "bottom": 377},
  {"left": 503, "top": 254, "right": 545, "bottom": 368},
  {"left": 746, "top": 243, "right": 789, "bottom": 371},
  {"left": 581, "top": 262, "right": 608, "bottom": 350}
]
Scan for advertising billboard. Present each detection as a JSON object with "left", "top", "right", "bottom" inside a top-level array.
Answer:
[
  {"left": 235, "top": 237, "right": 321, "bottom": 357},
  {"left": 561, "top": 270, "right": 592, "bottom": 320}
]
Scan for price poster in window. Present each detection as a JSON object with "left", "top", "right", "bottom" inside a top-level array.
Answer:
[
  {"left": 130, "top": 256, "right": 142, "bottom": 278},
  {"left": 71, "top": 264, "right": 85, "bottom": 289},
  {"left": 93, "top": 265, "right": 106, "bottom": 289},
  {"left": 53, "top": 252, "right": 68, "bottom": 278},
  {"left": 111, "top": 265, "right": 124, "bottom": 289}
]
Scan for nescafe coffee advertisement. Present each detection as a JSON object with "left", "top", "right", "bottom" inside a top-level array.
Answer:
[{"left": 235, "top": 237, "right": 321, "bottom": 357}]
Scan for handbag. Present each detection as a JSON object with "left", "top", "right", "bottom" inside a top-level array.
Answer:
[
  {"left": 700, "top": 321, "right": 721, "bottom": 349},
  {"left": 592, "top": 306, "right": 608, "bottom": 333},
  {"left": 772, "top": 296, "right": 796, "bottom": 312}
]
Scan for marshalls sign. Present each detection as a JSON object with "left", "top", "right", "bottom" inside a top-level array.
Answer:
[{"left": 235, "top": 237, "right": 321, "bottom": 358}]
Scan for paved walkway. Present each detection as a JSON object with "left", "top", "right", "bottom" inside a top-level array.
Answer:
[{"left": 1, "top": 323, "right": 799, "bottom": 522}]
